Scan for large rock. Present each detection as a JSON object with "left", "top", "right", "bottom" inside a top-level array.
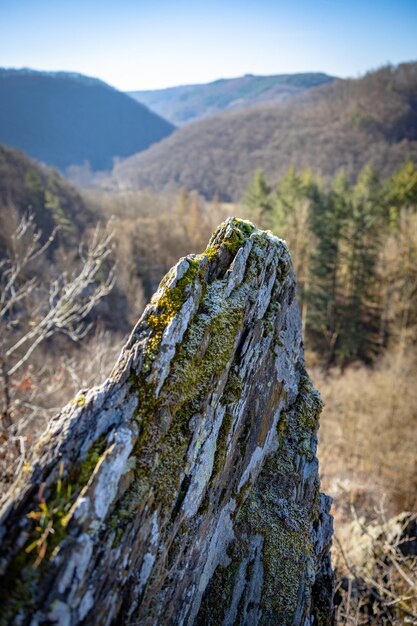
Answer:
[{"left": 0, "top": 218, "right": 334, "bottom": 625}]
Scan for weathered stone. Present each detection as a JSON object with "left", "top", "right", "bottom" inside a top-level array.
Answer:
[{"left": 0, "top": 218, "right": 334, "bottom": 625}]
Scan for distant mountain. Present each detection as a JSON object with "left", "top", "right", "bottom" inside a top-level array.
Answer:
[
  {"left": 114, "top": 63, "right": 417, "bottom": 200},
  {"left": 128, "top": 72, "right": 336, "bottom": 125},
  {"left": 0, "top": 69, "right": 175, "bottom": 171}
]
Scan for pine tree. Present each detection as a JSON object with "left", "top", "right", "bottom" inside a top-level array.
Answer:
[
  {"left": 337, "top": 165, "right": 383, "bottom": 363},
  {"left": 274, "top": 168, "right": 318, "bottom": 330},
  {"left": 307, "top": 171, "right": 349, "bottom": 363},
  {"left": 243, "top": 169, "right": 273, "bottom": 229}
]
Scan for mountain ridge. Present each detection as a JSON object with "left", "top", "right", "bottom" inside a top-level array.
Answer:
[
  {"left": 128, "top": 71, "right": 336, "bottom": 125},
  {"left": 114, "top": 62, "right": 417, "bottom": 200},
  {"left": 0, "top": 68, "right": 175, "bottom": 171}
]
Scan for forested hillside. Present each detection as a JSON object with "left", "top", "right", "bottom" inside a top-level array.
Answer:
[
  {"left": 0, "top": 144, "right": 132, "bottom": 332},
  {"left": 0, "top": 69, "right": 174, "bottom": 171},
  {"left": 129, "top": 72, "right": 335, "bottom": 125},
  {"left": 114, "top": 63, "right": 417, "bottom": 200},
  {"left": 0, "top": 144, "right": 93, "bottom": 249}
]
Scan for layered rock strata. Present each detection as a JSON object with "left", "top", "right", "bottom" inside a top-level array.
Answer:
[{"left": 0, "top": 218, "right": 333, "bottom": 625}]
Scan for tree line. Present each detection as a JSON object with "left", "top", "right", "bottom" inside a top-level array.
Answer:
[{"left": 244, "top": 161, "right": 417, "bottom": 365}]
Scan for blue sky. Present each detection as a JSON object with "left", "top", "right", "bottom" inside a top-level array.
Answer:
[{"left": 1, "top": 0, "right": 416, "bottom": 90}]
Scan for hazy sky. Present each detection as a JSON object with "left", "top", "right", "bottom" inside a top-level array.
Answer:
[{"left": 1, "top": 0, "right": 416, "bottom": 91}]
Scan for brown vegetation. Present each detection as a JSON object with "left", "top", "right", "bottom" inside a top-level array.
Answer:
[
  {"left": 112, "top": 63, "right": 417, "bottom": 201},
  {"left": 315, "top": 350, "right": 417, "bottom": 520},
  {"left": 333, "top": 508, "right": 417, "bottom": 625}
]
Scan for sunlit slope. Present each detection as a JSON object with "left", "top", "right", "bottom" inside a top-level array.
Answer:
[{"left": 115, "top": 63, "right": 417, "bottom": 200}]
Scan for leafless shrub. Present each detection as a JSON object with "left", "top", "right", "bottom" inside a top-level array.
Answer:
[
  {"left": 334, "top": 507, "right": 417, "bottom": 625},
  {"left": 0, "top": 328, "right": 124, "bottom": 490},
  {"left": 0, "top": 213, "right": 116, "bottom": 488}
]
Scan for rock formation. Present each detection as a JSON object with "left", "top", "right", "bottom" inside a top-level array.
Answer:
[{"left": 0, "top": 218, "right": 334, "bottom": 625}]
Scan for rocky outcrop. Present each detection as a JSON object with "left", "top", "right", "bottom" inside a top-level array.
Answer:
[{"left": 0, "top": 218, "right": 334, "bottom": 625}]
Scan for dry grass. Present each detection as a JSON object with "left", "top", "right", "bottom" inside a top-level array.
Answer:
[
  {"left": 310, "top": 348, "right": 417, "bottom": 625},
  {"left": 312, "top": 349, "right": 417, "bottom": 520}
]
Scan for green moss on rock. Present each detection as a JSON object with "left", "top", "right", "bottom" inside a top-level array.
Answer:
[
  {"left": 107, "top": 219, "right": 256, "bottom": 531},
  {"left": 198, "top": 370, "right": 325, "bottom": 625},
  {"left": 0, "top": 434, "right": 110, "bottom": 624}
]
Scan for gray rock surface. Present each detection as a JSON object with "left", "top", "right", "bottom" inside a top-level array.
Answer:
[{"left": 0, "top": 218, "right": 334, "bottom": 625}]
